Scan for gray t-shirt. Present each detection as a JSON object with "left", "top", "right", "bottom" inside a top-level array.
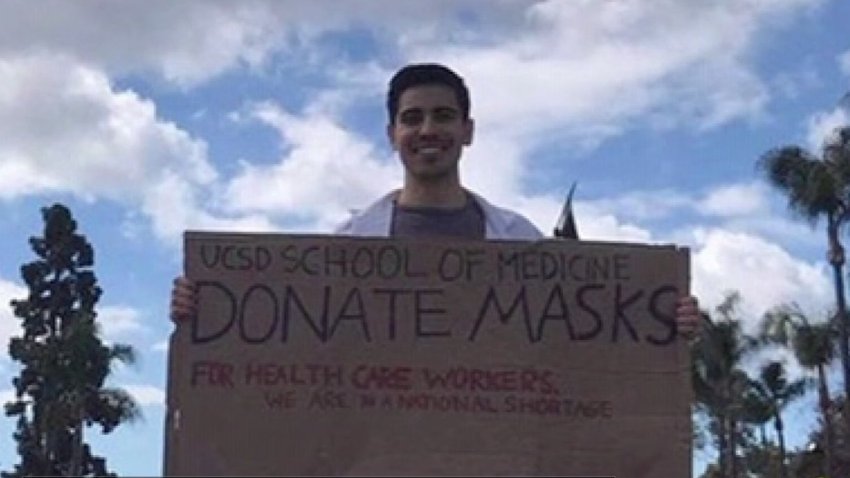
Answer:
[{"left": 390, "top": 194, "right": 485, "bottom": 240}]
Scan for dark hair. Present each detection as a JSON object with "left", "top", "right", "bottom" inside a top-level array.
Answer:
[{"left": 387, "top": 63, "right": 471, "bottom": 123}]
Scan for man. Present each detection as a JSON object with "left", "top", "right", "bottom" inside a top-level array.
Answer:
[
  {"left": 333, "top": 63, "right": 542, "bottom": 240},
  {"left": 171, "top": 63, "right": 699, "bottom": 335}
]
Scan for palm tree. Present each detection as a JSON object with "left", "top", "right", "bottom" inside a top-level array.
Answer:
[
  {"left": 758, "top": 124, "right": 850, "bottom": 439},
  {"left": 692, "top": 292, "right": 759, "bottom": 477},
  {"left": 743, "top": 361, "right": 808, "bottom": 478},
  {"left": 739, "top": 391, "right": 779, "bottom": 476},
  {"left": 761, "top": 304, "right": 837, "bottom": 477}
]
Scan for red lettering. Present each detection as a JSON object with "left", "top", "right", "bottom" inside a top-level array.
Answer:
[{"left": 351, "top": 365, "right": 413, "bottom": 391}]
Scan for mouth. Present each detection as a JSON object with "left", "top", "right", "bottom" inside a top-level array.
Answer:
[
  {"left": 412, "top": 144, "right": 449, "bottom": 157},
  {"left": 417, "top": 146, "right": 443, "bottom": 156}
]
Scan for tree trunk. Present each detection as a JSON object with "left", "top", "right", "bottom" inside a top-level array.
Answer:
[
  {"left": 716, "top": 415, "right": 729, "bottom": 477},
  {"left": 774, "top": 412, "right": 787, "bottom": 478},
  {"left": 69, "top": 404, "right": 83, "bottom": 477},
  {"left": 728, "top": 417, "right": 739, "bottom": 478},
  {"left": 818, "top": 365, "right": 836, "bottom": 478},
  {"left": 33, "top": 401, "right": 48, "bottom": 476},
  {"left": 827, "top": 221, "right": 850, "bottom": 441}
]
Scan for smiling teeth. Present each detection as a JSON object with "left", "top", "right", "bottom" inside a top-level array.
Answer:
[{"left": 419, "top": 147, "right": 441, "bottom": 154}]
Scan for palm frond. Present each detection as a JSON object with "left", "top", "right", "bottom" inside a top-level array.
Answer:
[
  {"left": 758, "top": 146, "right": 840, "bottom": 223},
  {"left": 108, "top": 344, "right": 136, "bottom": 365}
]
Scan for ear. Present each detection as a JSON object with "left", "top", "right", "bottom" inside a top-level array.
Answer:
[
  {"left": 386, "top": 123, "right": 398, "bottom": 150},
  {"left": 462, "top": 118, "right": 474, "bottom": 146}
]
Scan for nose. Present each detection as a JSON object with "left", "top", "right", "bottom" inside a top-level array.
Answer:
[{"left": 419, "top": 114, "right": 438, "bottom": 136}]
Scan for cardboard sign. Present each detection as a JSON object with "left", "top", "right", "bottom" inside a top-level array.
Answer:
[{"left": 164, "top": 233, "right": 692, "bottom": 477}]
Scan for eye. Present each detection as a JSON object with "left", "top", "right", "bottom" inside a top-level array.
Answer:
[
  {"left": 433, "top": 108, "right": 458, "bottom": 123},
  {"left": 399, "top": 110, "right": 423, "bottom": 126}
]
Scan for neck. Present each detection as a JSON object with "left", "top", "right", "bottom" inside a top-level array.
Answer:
[{"left": 398, "top": 176, "right": 466, "bottom": 208}]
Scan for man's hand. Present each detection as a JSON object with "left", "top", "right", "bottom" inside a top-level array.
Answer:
[
  {"left": 675, "top": 295, "right": 700, "bottom": 340},
  {"left": 170, "top": 276, "right": 197, "bottom": 322}
]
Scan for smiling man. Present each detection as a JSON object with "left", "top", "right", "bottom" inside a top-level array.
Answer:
[{"left": 334, "top": 63, "right": 543, "bottom": 240}]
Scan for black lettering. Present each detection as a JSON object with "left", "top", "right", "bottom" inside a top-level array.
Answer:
[
  {"left": 540, "top": 252, "right": 562, "bottom": 281},
  {"left": 282, "top": 285, "right": 328, "bottom": 342},
  {"left": 374, "top": 288, "right": 412, "bottom": 340},
  {"left": 468, "top": 286, "right": 534, "bottom": 342},
  {"left": 256, "top": 246, "right": 271, "bottom": 271},
  {"left": 238, "top": 284, "right": 278, "bottom": 343},
  {"left": 300, "top": 246, "right": 319, "bottom": 275},
  {"left": 646, "top": 285, "right": 678, "bottom": 346},
  {"left": 221, "top": 246, "right": 240, "bottom": 269},
  {"left": 463, "top": 249, "right": 485, "bottom": 281},
  {"left": 376, "top": 246, "right": 402, "bottom": 279},
  {"left": 280, "top": 245, "right": 299, "bottom": 273},
  {"left": 351, "top": 247, "right": 375, "bottom": 279},
  {"left": 415, "top": 289, "right": 450, "bottom": 337},
  {"left": 438, "top": 249, "right": 464, "bottom": 281},
  {"left": 521, "top": 252, "right": 539, "bottom": 280},
  {"left": 568, "top": 255, "right": 587, "bottom": 281},
  {"left": 236, "top": 246, "right": 253, "bottom": 270},
  {"left": 497, "top": 251, "right": 519, "bottom": 282},
  {"left": 536, "top": 284, "right": 575, "bottom": 341},
  {"left": 324, "top": 246, "right": 348, "bottom": 277},
  {"left": 191, "top": 281, "right": 237, "bottom": 344},
  {"left": 614, "top": 253, "right": 630, "bottom": 281},
  {"left": 588, "top": 256, "right": 610, "bottom": 281},
  {"left": 612, "top": 284, "right": 642, "bottom": 342},
  {"left": 329, "top": 287, "right": 371, "bottom": 341},
  {"left": 403, "top": 248, "right": 428, "bottom": 278},
  {"left": 200, "top": 244, "right": 221, "bottom": 269},
  {"left": 575, "top": 284, "right": 604, "bottom": 340}
]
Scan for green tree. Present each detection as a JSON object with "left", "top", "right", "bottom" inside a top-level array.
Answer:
[
  {"left": 742, "top": 361, "right": 808, "bottom": 478},
  {"left": 692, "top": 292, "right": 759, "bottom": 477},
  {"left": 3, "top": 204, "right": 139, "bottom": 477},
  {"left": 804, "top": 395, "right": 850, "bottom": 478},
  {"left": 761, "top": 305, "right": 837, "bottom": 477},
  {"left": 758, "top": 124, "right": 850, "bottom": 441},
  {"left": 740, "top": 440, "right": 783, "bottom": 478}
]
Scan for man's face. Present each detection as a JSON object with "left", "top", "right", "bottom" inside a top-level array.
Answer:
[{"left": 388, "top": 84, "right": 474, "bottom": 182}]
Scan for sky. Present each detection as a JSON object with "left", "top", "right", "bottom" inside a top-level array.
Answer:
[{"left": 0, "top": 0, "right": 848, "bottom": 475}]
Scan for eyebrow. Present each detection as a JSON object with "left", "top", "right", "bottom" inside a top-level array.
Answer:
[{"left": 399, "top": 106, "right": 460, "bottom": 116}]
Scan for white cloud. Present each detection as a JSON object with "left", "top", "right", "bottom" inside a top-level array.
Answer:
[
  {"left": 0, "top": 2, "right": 284, "bottom": 86},
  {"left": 715, "top": 215, "right": 823, "bottom": 251},
  {"left": 0, "top": 53, "right": 214, "bottom": 202},
  {"left": 141, "top": 171, "right": 278, "bottom": 245},
  {"left": 805, "top": 107, "right": 850, "bottom": 152},
  {"left": 151, "top": 339, "right": 169, "bottom": 354},
  {"left": 98, "top": 306, "right": 148, "bottom": 342},
  {"left": 122, "top": 384, "right": 166, "bottom": 408},
  {"left": 576, "top": 211, "right": 653, "bottom": 243},
  {"left": 586, "top": 190, "right": 694, "bottom": 221},
  {"left": 221, "top": 102, "right": 400, "bottom": 230},
  {"left": 839, "top": 50, "right": 850, "bottom": 77},
  {"left": 0, "top": 53, "right": 278, "bottom": 245},
  {"left": 400, "top": 0, "right": 820, "bottom": 146},
  {"left": 699, "top": 182, "right": 770, "bottom": 217},
  {"left": 772, "top": 66, "right": 821, "bottom": 100},
  {"left": 690, "top": 228, "right": 832, "bottom": 334},
  {"left": 0, "top": 1, "right": 526, "bottom": 87},
  {"left": 542, "top": 194, "right": 655, "bottom": 242},
  {"left": 0, "top": 0, "right": 829, "bottom": 245}
]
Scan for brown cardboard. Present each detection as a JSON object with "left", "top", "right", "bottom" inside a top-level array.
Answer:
[{"left": 164, "top": 233, "right": 692, "bottom": 477}]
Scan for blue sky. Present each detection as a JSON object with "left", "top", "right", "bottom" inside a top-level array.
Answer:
[{"left": 0, "top": 0, "right": 849, "bottom": 475}]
